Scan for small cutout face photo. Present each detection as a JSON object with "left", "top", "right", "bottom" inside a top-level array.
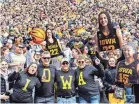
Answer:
[{"left": 99, "top": 13, "right": 108, "bottom": 27}]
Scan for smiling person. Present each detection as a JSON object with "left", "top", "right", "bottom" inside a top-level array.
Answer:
[
  {"left": 0, "top": 60, "right": 10, "bottom": 103},
  {"left": 33, "top": 51, "right": 41, "bottom": 64},
  {"left": 75, "top": 54, "right": 104, "bottom": 104},
  {"left": 116, "top": 42, "right": 139, "bottom": 103},
  {"left": 96, "top": 11, "right": 123, "bottom": 52},
  {"left": 8, "top": 62, "right": 41, "bottom": 103},
  {"left": 55, "top": 58, "right": 76, "bottom": 103},
  {"left": 35, "top": 51, "right": 56, "bottom": 103},
  {"left": 103, "top": 57, "right": 117, "bottom": 100}
]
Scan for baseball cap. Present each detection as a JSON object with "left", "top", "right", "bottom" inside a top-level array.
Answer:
[{"left": 61, "top": 58, "right": 69, "bottom": 63}]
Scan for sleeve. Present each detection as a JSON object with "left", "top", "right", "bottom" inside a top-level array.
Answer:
[
  {"left": 8, "top": 71, "right": 20, "bottom": 82},
  {"left": 74, "top": 70, "right": 78, "bottom": 88},
  {"left": 94, "top": 63, "right": 104, "bottom": 78},
  {"left": 103, "top": 70, "right": 112, "bottom": 89},
  {"left": 115, "top": 62, "right": 120, "bottom": 83},
  {"left": 35, "top": 78, "right": 41, "bottom": 88},
  {"left": 54, "top": 70, "right": 58, "bottom": 82}
]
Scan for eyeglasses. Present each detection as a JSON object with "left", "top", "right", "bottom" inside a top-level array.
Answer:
[
  {"left": 62, "top": 62, "right": 69, "bottom": 65},
  {"left": 42, "top": 57, "right": 51, "bottom": 60},
  {"left": 78, "top": 61, "right": 85, "bottom": 64},
  {"left": 1, "top": 64, "right": 8, "bottom": 66}
]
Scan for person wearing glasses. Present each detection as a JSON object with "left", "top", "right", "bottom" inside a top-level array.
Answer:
[
  {"left": 33, "top": 51, "right": 41, "bottom": 64},
  {"left": 42, "top": 28, "right": 63, "bottom": 70},
  {"left": 75, "top": 54, "right": 104, "bottom": 104},
  {"left": 116, "top": 42, "right": 139, "bottom": 103},
  {"left": 35, "top": 51, "right": 56, "bottom": 103},
  {"left": 55, "top": 58, "right": 76, "bottom": 103}
]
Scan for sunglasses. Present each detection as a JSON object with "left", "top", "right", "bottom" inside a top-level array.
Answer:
[
  {"left": 42, "top": 57, "right": 51, "bottom": 60},
  {"left": 78, "top": 61, "right": 85, "bottom": 64},
  {"left": 62, "top": 62, "right": 69, "bottom": 65}
]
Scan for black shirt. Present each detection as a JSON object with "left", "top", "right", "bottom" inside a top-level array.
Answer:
[
  {"left": 75, "top": 65, "right": 104, "bottom": 98},
  {"left": 56, "top": 69, "right": 76, "bottom": 96},
  {"left": 104, "top": 67, "right": 117, "bottom": 91},
  {"left": 8, "top": 71, "right": 41, "bottom": 103},
  {"left": 35, "top": 64, "right": 56, "bottom": 97},
  {"left": 46, "top": 39, "right": 62, "bottom": 58}
]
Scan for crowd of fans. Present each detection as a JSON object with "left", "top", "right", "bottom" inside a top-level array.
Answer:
[{"left": 0, "top": 0, "right": 139, "bottom": 103}]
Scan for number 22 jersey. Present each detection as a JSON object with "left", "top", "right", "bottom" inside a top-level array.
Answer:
[{"left": 46, "top": 39, "right": 62, "bottom": 58}]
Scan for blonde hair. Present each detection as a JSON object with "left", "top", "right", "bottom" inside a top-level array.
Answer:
[
  {"left": 77, "top": 54, "right": 86, "bottom": 60},
  {"left": 108, "top": 56, "right": 117, "bottom": 63}
]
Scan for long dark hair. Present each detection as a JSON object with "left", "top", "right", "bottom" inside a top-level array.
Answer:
[
  {"left": 98, "top": 11, "right": 114, "bottom": 35},
  {"left": 45, "top": 28, "right": 57, "bottom": 41}
]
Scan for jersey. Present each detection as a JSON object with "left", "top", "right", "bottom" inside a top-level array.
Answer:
[
  {"left": 97, "top": 29, "right": 120, "bottom": 51},
  {"left": 55, "top": 69, "right": 76, "bottom": 96},
  {"left": 46, "top": 39, "right": 62, "bottom": 58},
  {"left": 88, "top": 46, "right": 97, "bottom": 58},
  {"left": 35, "top": 64, "right": 56, "bottom": 97},
  {"left": 117, "top": 60, "right": 139, "bottom": 85}
]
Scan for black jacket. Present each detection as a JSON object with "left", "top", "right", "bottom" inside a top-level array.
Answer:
[
  {"left": 104, "top": 67, "right": 116, "bottom": 92},
  {"left": 1, "top": 74, "right": 6, "bottom": 95}
]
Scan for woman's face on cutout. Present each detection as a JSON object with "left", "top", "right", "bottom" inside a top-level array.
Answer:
[{"left": 99, "top": 13, "right": 108, "bottom": 27}]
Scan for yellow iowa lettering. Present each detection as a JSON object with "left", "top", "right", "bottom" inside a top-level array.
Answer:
[
  {"left": 78, "top": 72, "right": 86, "bottom": 85},
  {"left": 60, "top": 75, "right": 73, "bottom": 89},
  {"left": 22, "top": 79, "right": 31, "bottom": 91},
  {"left": 43, "top": 68, "right": 51, "bottom": 82},
  {"left": 48, "top": 44, "right": 58, "bottom": 49},
  {"left": 112, "top": 39, "right": 116, "bottom": 44},
  {"left": 105, "top": 39, "right": 111, "bottom": 45},
  {"left": 119, "top": 68, "right": 132, "bottom": 75},
  {"left": 100, "top": 39, "right": 116, "bottom": 45}
]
